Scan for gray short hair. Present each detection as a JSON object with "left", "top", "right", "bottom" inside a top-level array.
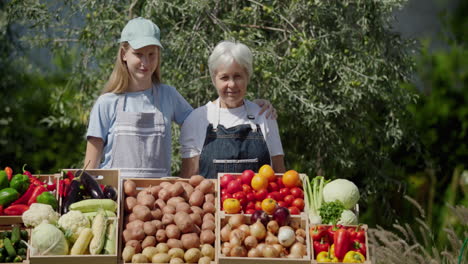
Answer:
[{"left": 208, "top": 40, "right": 253, "bottom": 80}]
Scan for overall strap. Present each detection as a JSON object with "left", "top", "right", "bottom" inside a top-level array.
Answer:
[{"left": 215, "top": 99, "right": 257, "bottom": 132}]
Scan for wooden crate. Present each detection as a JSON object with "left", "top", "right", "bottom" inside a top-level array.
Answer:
[
  {"left": 310, "top": 224, "right": 371, "bottom": 264},
  {"left": 217, "top": 211, "right": 311, "bottom": 264},
  {"left": 29, "top": 169, "right": 120, "bottom": 264},
  {"left": 0, "top": 225, "right": 30, "bottom": 264},
  {"left": 119, "top": 177, "right": 218, "bottom": 264},
  {"left": 0, "top": 174, "right": 60, "bottom": 225}
]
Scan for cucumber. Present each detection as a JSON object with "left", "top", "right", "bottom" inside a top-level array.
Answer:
[
  {"left": 69, "top": 199, "right": 117, "bottom": 213},
  {"left": 3, "top": 238, "right": 16, "bottom": 257},
  {"left": 10, "top": 226, "right": 20, "bottom": 244}
]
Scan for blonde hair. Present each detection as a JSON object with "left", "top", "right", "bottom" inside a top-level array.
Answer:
[{"left": 102, "top": 42, "right": 161, "bottom": 94}]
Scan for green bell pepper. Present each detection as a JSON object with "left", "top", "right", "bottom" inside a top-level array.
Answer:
[
  {"left": 0, "top": 171, "right": 8, "bottom": 190},
  {"left": 36, "top": 191, "right": 58, "bottom": 210},
  {"left": 0, "top": 188, "right": 20, "bottom": 207},
  {"left": 9, "top": 174, "right": 30, "bottom": 195}
]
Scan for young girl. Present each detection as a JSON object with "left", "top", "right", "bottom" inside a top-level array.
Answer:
[{"left": 85, "top": 17, "right": 274, "bottom": 178}]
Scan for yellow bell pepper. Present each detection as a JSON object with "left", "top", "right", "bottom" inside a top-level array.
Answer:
[
  {"left": 316, "top": 251, "right": 339, "bottom": 262},
  {"left": 342, "top": 251, "right": 366, "bottom": 263}
]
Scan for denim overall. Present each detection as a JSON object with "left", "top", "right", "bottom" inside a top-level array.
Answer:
[
  {"left": 199, "top": 100, "right": 271, "bottom": 179},
  {"left": 109, "top": 85, "right": 168, "bottom": 178}
]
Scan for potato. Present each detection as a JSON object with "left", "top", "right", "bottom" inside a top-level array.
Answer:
[
  {"left": 124, "top": 180, "right": 137, "bottom": 197},
  {"left": 131, "top": 253, "right": 148, "bottom": 263},
  {"left": 162, "top": 205, "right": 176, "bottom": 215},
  {"left": 133, "top": 205, "right": 152, "bottom": 221},
  {"left": 151, "top": 220, "right": 163, "bottom": 230},
  {"left": 167, "top": 197, "right": 185, "bottom": 208},
  {"left": 125, "top": 240, "right": 142, "bottom": 253},
  {"left": 204, "top": 193, "right": 215, "bottom": 204},
  {"left": 189, "top": 190, "right": 204, "bottom": 207},
  {"left": 156, "top": 229, "right": 167, "bottom": 242},
  {"left": 167, "top": 239, "right": 183, "bottom": 249},
  {"left": 191, "top": 206, "right": 203, "bottom": 215},
  {"left": 151, "top": 208, "right": 163, "bottom": 220},
  {"left": 166, "top": 224, "right": 181, "bottom": 239},
  {"left": 192, "top": 224, "right": 201, "bottom": 235},
  {"left": 142, "top": 246, "right": 158, "bottom": 260},
  {"left": 200, "top": 244, "right": 215, "bottom": 260},
  {"left": 122, "top": 245, "right": 136, "bottom": 262},
  {"left": 203, "top": 213, "right": 215, "bottom": 222},
  {"left": 122, "top": 229, "right": 132, "bottom": 243},
  {"left": 198, "top": 180, "right": 214, "bottom": 194},
  {"left": 159, "top": 182, "right": 172, "bottom": 189},
  {"left": 162, "top": 213, "right": 175, "bottom": 225},
  {"left": 174, "top": 212, "right": 194, "bottom": 233},
  {"left": 200, "top": 230, "right": 215, "bottom": 244},
  {"left": 154, "top": 199, "right": 166, "bottom": 210},
  {"left": 176, "top": 202, "right": 191, "bottom": 213},
  {"left": 190, "top": 213, "right": 202, "bottom": 227},
  {"left": 128, "top": 228, "right": 146, "bottom": 241},
  {"left": 155, "top": 243, "right": 169, "bottom": 253},
  {"left": 128, "top": 213, "right": 137, "bottom": 222},
  {"left": 181, "top": 233, "right": 200, "bottom": 250},
  {"left": 158, "top": 189, "right": 171, "bottom": 201},
  {"left": 170, "top": 257, "right": 184, "bottom": 264},
  {"left": 149, "top": 185, "right": 162, "bottom": 197},
  {"left": 143, "top": 221, "right": 157, "bottom": 236},
  {"left": 152, "top": 253, "right": 170, "bottom": 263},
  {"left": 181, "top": 183, "right": 194, "bottom": 198},
  {"left": 202, "top": 202, "right": 215, "bottom": 214},
  {"left": 137, "top": 193, "right": 155, "bottom": 209},
  {"left": 189, "top": 175, "right": 205, "bottom": 187},
  {"left": 201, "top": 220, "right": 215, "bottom": 231},
  {"left": 142, "top": 236, "right": 156, "bottom": 249},
  {"left": 169, "top": 182, "right": 184, "bottom": 197},
  {"left": 168, "top": 248, "right": 185, "bottom": 259},
  {"left": 126, "top": 219, "right": 144, "bottom": 230},
  {"left": 199, "top": 256, "right": 212, "bottom": 264},
  {"left": 125, "top": 196, "right": 138, "bottom": 213},
  {"left": 184, "top": 248, "right": 201, "bottom": 263}
]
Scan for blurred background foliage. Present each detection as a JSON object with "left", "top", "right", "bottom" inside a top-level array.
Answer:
[{"left": 1, "top": 0, "right": 467, "bottom": 257}]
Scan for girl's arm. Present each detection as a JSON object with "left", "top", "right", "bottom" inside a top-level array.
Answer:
[
  {"left": 180, "top": 156, "right": 200, "bottom": 178},
  {"left": 253, "top": 99, "right": 277, "bottom": 119},
  {"left": 85, "top": 137, "right": 104, "bottom": 169}
]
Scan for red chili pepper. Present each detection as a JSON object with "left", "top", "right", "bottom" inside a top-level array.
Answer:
[
  {"left": 0, "top": 205, "right": 3, "bottom": 215},
  {"left": 352, "top": 239, "right": 367, "bottom": 256},
  {"left": 313, "top": 237, "right": 330, "bottom": 257},
  {"left": 4, "top": 204, "right": 30, "bottom": 215},
  {"left": 99, "top": 184, "right": 105, "bottom": 192},
  {"left": 66, "top": 171, "right": 75, "bottom": 180},
  {"left": 11, "top": 184, "right": 36, "bottom": 205},
  {"left": 46, "top": 176, "right": 56, "bottom": 191},
  {"left": 62, "top": 178, "right": 71, "bottom": 197},
  {"left": 4, "top": 167, "right": 13, "bottom": 181},
  {"left": 22, "top": 164, "right": 33, "bottom": 177},
  {"left": 333, "top": 228, "right": 351, "bottom": 259},
  {"left": 27, "top": 185, "right": 47, "bottom": 205},
  {"left": 310, "top": 225, "right": 327, "bottom": 241}
]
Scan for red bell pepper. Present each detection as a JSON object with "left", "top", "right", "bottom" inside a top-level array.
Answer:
[
  {"left": 333, "top": 228, "right": 351, "bottom": 259},
  {"left": 327, "top": 224, "right": 341, "bottom": 243},
  {"left": 352, "top": 239, "right": 367, "bottom": 256},
  {"left": 5, "top": 167, "right": 13, "bottom": 181},
  {"left": 313, "top": 238, "right": 330, "bottom": 257},
  {"left": 355, "top": 227, "right": 366, "bottom": 243},
  {"left": 27, "top": 185, "right": 47, "bottom": 205},
  {"left": 11, "top": 183, "right": 36, "bottom": 205},
  {"left": 310, "top": 225, "right": 327, "bottom": 241},
  {"left": 4, "top": 204, "right": 30, "bottom": 215}
]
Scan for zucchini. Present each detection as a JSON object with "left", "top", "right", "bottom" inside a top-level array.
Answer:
[
  {"left": 3, "top": 238, "right": 16, "bottom": 257},
  {"left": 10, "top": 226, "right": 20, "bottom": 244},
  {"left": 83, "top": 210, "right": 116, "bottom": 221},
  {"left": 69, "top": 199, "right": 117, "bottom": 213}
]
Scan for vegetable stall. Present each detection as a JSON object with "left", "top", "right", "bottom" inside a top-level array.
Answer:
[{"left": 0, "top": 165, "right": 371, "bottom": 264}]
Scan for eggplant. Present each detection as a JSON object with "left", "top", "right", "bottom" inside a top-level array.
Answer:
[
  {"left": 76, "top": 170, "right": 104, "bottom": 199},
  {"left": 103, "top": 185, "right": 117, "bottom": 201},
  {"left": 62, "top": 179, "right": 82, "bottom": 214}
]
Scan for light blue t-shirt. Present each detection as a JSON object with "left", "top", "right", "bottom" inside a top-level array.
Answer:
[{"left": 86, "top": 84, "right": 193, "bottom": 173}]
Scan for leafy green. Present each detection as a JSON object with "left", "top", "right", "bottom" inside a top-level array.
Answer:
[{"left": 319, "top": 201, "right": 345, "bottom": 225}]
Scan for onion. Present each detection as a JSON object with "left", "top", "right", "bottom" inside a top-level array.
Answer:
[
  {"left": 251, "top": 210, "right": 269, "bottom": 226},
  {"left": 244, "top": 235, "right": 258, "bottom": 249},
  {"left": 272, "top": 207, "right": 291, "bottom": 226},
  {"left": 222, "top": 246, "right": 231, "bottom": 256},
  {"left": 265, "top": 232, "right": 278, "bottom": 245},
  {"left": 249, "top": 220, "right": 267, "bottom": 240},
  {"left": 256, "top": 243, "right": 267, "bottom": 254},
  {"left": 230, "top": 246, "right": 247, "bottom": 257},
  {"left": 295, "top": 235, "right": 305, "bottom": 244},
  {"left": 247, "top": 248, "right": 262, "bottom": 257},
  {"left": 228, "top": 214, "right": 245, "bottom": 229},
  {"left": 262, "top": 245, "right": 279, "bottom": 258},
  {"left": 295, "top": 228, "right": 306, "bottom": 238},
  {"left": 229, "top": 236, "right": 242, "bottom": 247},
  {"left": 272, "top": 244, "right": 284, "bottom": 256},
  {"left": 238, "top": 224, "right": 250, "bottom": 236},
  {"left": 267, "top": 220, "right": 279, "bottom": 234},
  {"left": 220, "top": 224, "right": 232, "bottom": 242},
  {"left": 230, "top": 229, "right": 246, "bottom": 242},
  {"left": 278, "top": 226, "right": 295, "bottom": 247},
  {"left": 289, "top": 242, "right": 306, "bottom": 258}
]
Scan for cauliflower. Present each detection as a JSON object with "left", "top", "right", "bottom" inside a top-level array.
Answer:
[
  {"left": 323, "top": 179, "right": 360, "bottom": 210},
  {"left": 22, "top": 203, "right": 60, "bottom": 228},
  {"left": 337, "top": 209, "right": 358, "bottom": 225},
  {"left": 58, "top": 210, "right": 90, "bottom": 242}
]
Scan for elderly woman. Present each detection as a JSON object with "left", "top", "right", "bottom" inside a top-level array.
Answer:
[{"left": 179, "top": 41, "right": 285, "bottom": 179}]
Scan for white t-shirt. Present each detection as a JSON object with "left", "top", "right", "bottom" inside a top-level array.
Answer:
[{"left": 180, "top": 99, "right": 284, "bottom": 159}]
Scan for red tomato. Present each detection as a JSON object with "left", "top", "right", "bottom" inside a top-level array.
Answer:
[
  {"left": 245, "top": 208, "right": 256, "bottom": 214},
  {"left": 290, "top": 187, "right": 304, "bottom": 199},
  {"left": 292, "top": 198, "right": 305, "bottom": 211},
  {"left": 240, "top": 169, "right": 255, "bottom": 185},
  {"left": 267, "top": 182, "right": 279, "bottom": 192},
  {"left": 277, "top": 177, "right": 285, "bottom": 188},
  {"left": 255, "top": 201, "right": 263, "bottom": 211},
  {"left": 288, "top": 206, "right": 300, "bottom": 215},
  {"left": 220, "top": 174, "right": 236, "bottom": 189},
  {"left": 254, "top": 189, "right": 268, "bottom": 201},
  {"left": 233, "top": 191, "right": 246, "bottom": 201},
  {"left": 277, "top": 201, "right": 289, "bottom": 208},
  {"left": 284, "top": 194, "right": 295, "bottom": 206},
  {"left": 227, "top": 180, "right": 242, "bottom": 194},
  {"left": 246, "top": 192, "right": 256, "bottom": 202},
  {"left": 279, "top": 187, "right": 291, "bottom": 197},
  {"left": 242, "top": 184, "right": 252, "bottom": 193},
  {"left": 221, "top": 188, "right": 228, "bottom": 196},
  {"left": 267, "top": 191, "right": 281, "bottom": 201},
  {"left": 221, "top": 193, "right": 233, "bottom": 204},
  {"left": 246, "top": 201, "right": 256, "bottom": 210}
]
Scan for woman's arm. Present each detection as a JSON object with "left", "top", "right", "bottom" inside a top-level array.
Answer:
[
  {"left": 180, "top": 156, "right": 200, "bottom": 178},
  {"left": 272, "top": 155, "right": 286, "bottom": 173},
  {"left": 84, "top": 137, "right": 104, "bottom": 169}
]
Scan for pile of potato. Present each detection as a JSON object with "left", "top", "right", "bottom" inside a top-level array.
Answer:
[{"left": 122, "top": 175, "right": 216, "bottom": 264}]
